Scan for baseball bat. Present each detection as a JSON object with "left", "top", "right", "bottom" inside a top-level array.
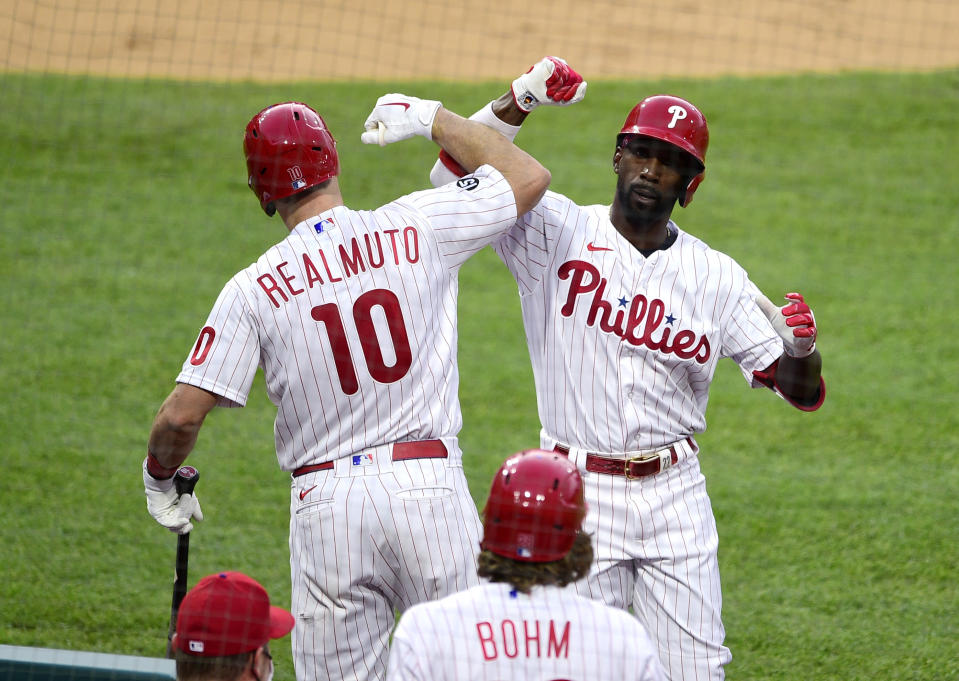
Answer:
[{"left": 165, "top": 465, "right": 200, "bottom": 658}]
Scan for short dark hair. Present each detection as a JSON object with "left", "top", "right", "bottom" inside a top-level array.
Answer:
[
  {"left": 477, "top": 531, "right": 593, "bottom": 594},
  {"left": 174, "top": 649, "right": 254, "bottom": 681}
]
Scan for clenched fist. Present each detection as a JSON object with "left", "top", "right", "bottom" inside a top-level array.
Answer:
[
  {"left": 143, "top": 459, "right": 203, "bottom": 534},
  {"left": 511, "top": 56, "right": 587, "bottom": 113},
  {"left": 362, "top": 94, "right": 443, "bottom": 146}
]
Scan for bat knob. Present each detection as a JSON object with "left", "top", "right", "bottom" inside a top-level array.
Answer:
[{"left": 174, "top": 466, "right": 200, "bottom": 496}]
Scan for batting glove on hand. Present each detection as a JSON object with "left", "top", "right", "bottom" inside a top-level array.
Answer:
[
  {"left": 755, "top": 292, "right": 818, "bottom": 358},
  {"left": 143, "top": 459, "right": 203, "bottom": 534},
  {"left": 361, "top": 94, "right": 443, "bottom": 146},
  {"left": 511, "top": 56, "right": 587, "bottom": 113}
]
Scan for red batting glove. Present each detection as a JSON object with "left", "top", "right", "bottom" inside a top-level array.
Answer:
[
  {"left": 756, "top": 292, "right": 818, "bottom": 358},
  {"left": 545, "top": 59, "right": 585, "bottom": 101},
  {"left": 782, "top": 292, "right": 817, "bottom": 339},
  {"left": 511, "top": 56, "right": 587, "bottom": 112}
]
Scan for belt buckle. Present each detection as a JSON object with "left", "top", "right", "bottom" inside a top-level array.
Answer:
[{"left": 624, "top": 451, "right": 658, "bottom": 480}]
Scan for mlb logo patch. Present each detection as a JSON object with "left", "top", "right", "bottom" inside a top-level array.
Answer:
[
  {"left": 352, "top": 453, "right": 374, "bottom": 467},
  {"left": 287, "top": 166, "right": 305, "bottom": 190},
  {"left": 313, "top": 217, "right": 335, "bottom": 234},
  {"left": 515, "top": 533, "right": 533, "bottom": 558},
  {"left": 189, "top": 641, "right": 205, "bottom": 653}
]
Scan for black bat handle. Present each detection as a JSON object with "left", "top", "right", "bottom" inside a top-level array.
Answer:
[
  {"left": 167, "top": 466, "right": 200, "bottom": 657},
  {"left": 174, "top": 465, "right": 200, "bottom": 496}
]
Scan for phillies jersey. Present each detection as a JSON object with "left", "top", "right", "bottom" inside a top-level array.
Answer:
[
  {"left": 386, "top": 582, "right": 667, "bottom": 681},
  {"left": 176, "top": 166, "right": 517, "bottom": 471},
  {"left": 493, "top": 191, "right": 783, "bottom": 452}
]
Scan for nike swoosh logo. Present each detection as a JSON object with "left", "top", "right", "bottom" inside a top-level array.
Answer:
[
  {"left": 587, "top": 242, "right": 613, "bottom": 252},
  {"left": 383, "top": 102, "right": 411, "bottom": 110},
  {"left": 299, "top": 485, "right": 318, "bottom": 501}
]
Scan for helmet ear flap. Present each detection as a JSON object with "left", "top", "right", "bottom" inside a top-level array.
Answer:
[{"left": 680, "top": 171, "right": 705, "bottom": 207}]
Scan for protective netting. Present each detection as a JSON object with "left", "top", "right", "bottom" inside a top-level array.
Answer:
[{"left": 3, "top": 0, "right": 957, "bottom": 81}]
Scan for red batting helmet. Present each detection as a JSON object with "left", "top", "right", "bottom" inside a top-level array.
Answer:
[
  {"left": 481, "top": 449, "right": 587, "bottom": 563},
  {"left": 618, "top": 94, "right": 709, "bottom": 206},
  {"left": 244, "top": 102, "right": 339, "bottom": 216}
]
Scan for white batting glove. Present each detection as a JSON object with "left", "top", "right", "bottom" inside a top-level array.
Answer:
[
  {"left": 511, "top": 56, "right": 587, "bottom": 113},
  {"left": 361, "top": 94, "right": 443, "bottom": 146},
  {"left": 755, "top": 292, "right": 818, "bottom": 358},
  {"left": 143, "top": 459, "right": 203, "bottom": 534}
]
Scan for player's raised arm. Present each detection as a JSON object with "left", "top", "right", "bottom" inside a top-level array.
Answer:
[
  {"left": 429, "top": 56, "right": 587, "bottom": 187},
  {"left": 361, "top": 93, "right": 551, "bottom": 217},
  {"left": 430, "top": 107, "right": 551, "bottom": 216}
]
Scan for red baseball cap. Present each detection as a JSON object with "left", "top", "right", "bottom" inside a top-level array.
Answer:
[{"left": 173, "top": 572, "right": 295, "bottom": 657}]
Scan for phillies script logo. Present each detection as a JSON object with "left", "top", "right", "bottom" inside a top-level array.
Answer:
[{"left": 558, "top": 260, "right": 711, "bottom": 363}]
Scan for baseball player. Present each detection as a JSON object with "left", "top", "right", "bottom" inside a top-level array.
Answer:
[
  {"left": 386, "top": 449, "right": 667, "bottom": 681},
  {"left": 142, "top": 89, "right": 551, "bottom": 681},
  {"left": 428, "top": 57, "right": 826, "bottom": 680},
  {"left": 173, "top": 571, "right": 294, "bottom": 681}
]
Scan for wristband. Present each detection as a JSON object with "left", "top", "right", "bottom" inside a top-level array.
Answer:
[
  {"left": 469, "top": 102, "right": 522, "bottom": 143},
  {"left": 436, "top": 101, "right": 523, "bottom": 180},
  {"left": 146, "top": 451, "right": 177, "bottom": 480}
]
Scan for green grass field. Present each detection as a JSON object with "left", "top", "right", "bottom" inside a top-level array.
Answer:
[{"left": 1, "top": 69, "right": 957, "bottom": 681}]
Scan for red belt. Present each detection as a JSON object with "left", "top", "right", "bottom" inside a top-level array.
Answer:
[
  {"left": 553, "top": 437, "right": 696, "bottom": 479},
  {"left": 292, "top": 439, "right": 448, "bottom": 478}
]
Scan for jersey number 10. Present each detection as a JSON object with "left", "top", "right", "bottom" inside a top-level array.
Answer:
[{"left": 311, "top": 288, "right": 413, "bottom": 395}]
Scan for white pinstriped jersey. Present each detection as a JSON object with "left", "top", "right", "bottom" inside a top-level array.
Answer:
[
  {"left": 493, "top": 191, "right": 783, "bottom": 452},
  {"left": 386, "top": 582, "right": 667, "bottom": 681},
  {"left": 176, "top": 165, "right": 517, "bottom": 471}
]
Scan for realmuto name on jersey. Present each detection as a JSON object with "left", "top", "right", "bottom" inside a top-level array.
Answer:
[
  {"left": 475, "top": 618, "right": 571, "bottom": 660},
  {"left": 256, "top": 226, "right": 421, "bottom": 308},
  {"left": 558, "top": 259, "right": 711, "bottom": 363}
]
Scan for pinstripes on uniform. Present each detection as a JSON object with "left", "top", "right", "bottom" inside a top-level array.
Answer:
[
  {"left": 290, "top": 447, "right": 481, "bottom": 681},
  {"left": 491, "top": 191, "right": 785, "bottom": 681},
  {"left": 495, "top": 192, "right": 782, "bottom": 452},
  {"left": 178, "top": 166, "right": 517, "bottom": 470},
  {"left": 386, "top": 582, "right": 667, "bottom": 681},
  {"left": 175, "top": 165, "right": 516, "bottom": 681}
]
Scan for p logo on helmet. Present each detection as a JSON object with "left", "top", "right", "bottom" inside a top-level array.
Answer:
[
  {"left": 666, "top": 105, "right": 687, "bottom": 129},
  {"left": 617, "top": 95, "right": 709, "bottom": 207}
]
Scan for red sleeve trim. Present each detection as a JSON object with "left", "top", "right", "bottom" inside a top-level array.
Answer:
[
  {"left": 438, "top": 149, "right": 468, "bottom": 178},
  {"left": 753, "top": 359, "right": 826, "bottom": 412}
]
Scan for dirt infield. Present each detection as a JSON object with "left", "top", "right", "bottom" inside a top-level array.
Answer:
[{"left": 2, "top": 0, "right": 956, "bottom": 81}]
